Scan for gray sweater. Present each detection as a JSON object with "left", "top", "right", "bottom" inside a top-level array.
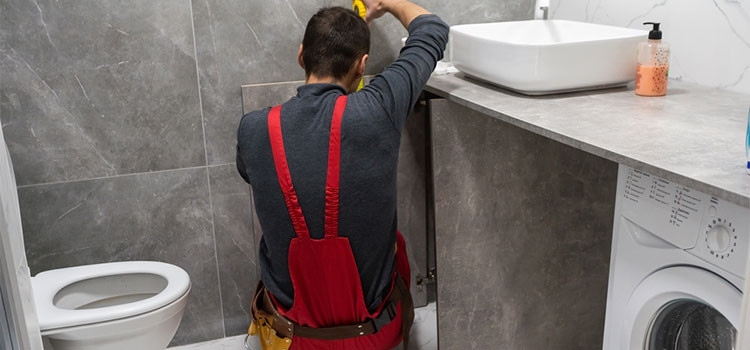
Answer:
[{"left": 237, "top": 14, "right": 449, "bottom": 312}]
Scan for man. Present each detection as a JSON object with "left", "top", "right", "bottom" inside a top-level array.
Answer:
[{"left": 237, "top": 0, "right": 448, "bottom": 348}]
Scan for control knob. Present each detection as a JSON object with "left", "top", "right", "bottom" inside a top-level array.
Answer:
[{"left": 707, "top": 225, "right": 731, "bottom": 253}]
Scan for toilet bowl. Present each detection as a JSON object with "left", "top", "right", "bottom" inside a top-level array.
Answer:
[{"left": 31, "top": 261, "right": 190, "bottom": 350}]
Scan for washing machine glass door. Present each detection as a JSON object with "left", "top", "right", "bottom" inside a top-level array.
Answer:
[
  {"left": 624, "top": 266, "right": 742, "bottom": 350},
  {"left": 648, "top": 300, "right": 736, "bottom": 350}
]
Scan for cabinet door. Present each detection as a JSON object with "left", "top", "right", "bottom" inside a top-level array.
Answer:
[
  {"left": 397, "top": 103, "right": 430, "bottom": 308},
  {"left": 430, "top": 99, "right": 616, "bottom": 349}
]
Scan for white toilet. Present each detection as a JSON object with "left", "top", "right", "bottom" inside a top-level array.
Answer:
[{"left": 31, "top": 261, "right": 191, "bottom": 350}]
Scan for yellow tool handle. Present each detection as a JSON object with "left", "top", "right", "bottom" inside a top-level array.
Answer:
[
  {"left": 353, "top": 0, "right": 366, "bottom": 91},
  {"left": 353, "top": 0, "right": 367, "bottom": 19}
]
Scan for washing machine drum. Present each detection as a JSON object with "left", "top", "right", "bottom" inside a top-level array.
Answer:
[
  {"left": 624, "top": 266, "right": 742, "bottom": 350},
  {"left": 648, "top": 300, "right": 736, "bottom": 350}
]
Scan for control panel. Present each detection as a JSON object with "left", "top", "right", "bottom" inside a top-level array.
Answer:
[{"left": 618, "top": 165, "right": 749, "bottom": 279}]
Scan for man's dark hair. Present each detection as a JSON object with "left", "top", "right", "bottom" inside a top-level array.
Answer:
[{"left": 302, "top": 7, "right": 370, "bottom": 79}]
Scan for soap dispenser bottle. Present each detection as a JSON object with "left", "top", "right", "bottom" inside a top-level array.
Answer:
[{"left": 636, "top": 22, "right": 670, "bottom": 96}]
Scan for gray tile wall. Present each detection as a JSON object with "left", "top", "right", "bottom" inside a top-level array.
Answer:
[
  {"left": 1, "top": 0, "right": 534, "bottom": 347},
  {"left": 1, "top": 0, "right": 205, "bottom": 186},
  {"left": 18, "top": 168, "right": 224, "bottom": 345},
  {"left": 208, "top": 165, "right": 257, "bottom": 336},
  {"left": 430, "top": 99, "right": 617, "bottom": 349}
]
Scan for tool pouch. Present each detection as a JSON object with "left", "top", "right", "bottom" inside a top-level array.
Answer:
[
  {"left": 247, "top": 281, "right": 292, "bottom": 350},
  {"left": 246, "top": 276, "right": 413, "bottom": 349}
]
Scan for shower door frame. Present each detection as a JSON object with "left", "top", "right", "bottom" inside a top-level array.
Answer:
[
  {"left": 1, "top": 128, "right": 43, "bottom": 349},
  {"left": 0, "top": 257, "right": 19, "bottom": 349}
]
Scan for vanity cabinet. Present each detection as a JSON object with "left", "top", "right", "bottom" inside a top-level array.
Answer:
[{"left": 429, "top": 99, "right": 617, "bottom": 349}]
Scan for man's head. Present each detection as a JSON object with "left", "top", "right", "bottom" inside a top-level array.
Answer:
[{"left": 299, "top": 7, "right": 370, "bottom": 92}]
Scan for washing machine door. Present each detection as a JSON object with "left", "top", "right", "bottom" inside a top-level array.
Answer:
[{"left": 622, "top": 266, "right": 741, "bottom": 350}]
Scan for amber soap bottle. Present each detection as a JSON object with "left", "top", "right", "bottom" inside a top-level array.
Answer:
[{"left": 635, "top": 22, "right": 670, "bottom": 97}]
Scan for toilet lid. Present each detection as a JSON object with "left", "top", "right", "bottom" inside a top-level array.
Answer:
[{"left": 32, "top": 261, "right": 190, "bottom": 331}]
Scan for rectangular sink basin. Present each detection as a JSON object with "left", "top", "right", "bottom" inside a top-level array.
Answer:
[{"left": 450, "top": 20, "right": 647, "bottom": 95}]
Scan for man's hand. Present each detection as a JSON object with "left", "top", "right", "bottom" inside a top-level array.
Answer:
[
  {"left": 361, "top": 0, "right": 389, "bottom": 24},
  {"left": 361, "top": 0, "right": 430, "bottom": 29}
]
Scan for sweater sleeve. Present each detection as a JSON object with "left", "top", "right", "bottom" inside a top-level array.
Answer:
[
  {"left": 235, "top": 112, "right": 254, "bottom": 185},
  {"left": 358, "top": 14, "right": 449, "bottom": 131}
]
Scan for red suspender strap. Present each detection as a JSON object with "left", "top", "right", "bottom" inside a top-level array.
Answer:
[
  {"left": 268, "top": 105, "right": 311, "bottom": 239},
  {"left": 324, "top": 96, "right": 347, "bottom": 239},
  {"left": 268, "top": 95, "right": 347, "bottom": 240}
]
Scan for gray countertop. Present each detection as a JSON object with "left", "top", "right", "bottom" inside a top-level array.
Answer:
[{"left": 425, "top": 73, "right": 750, "bottom": 207}]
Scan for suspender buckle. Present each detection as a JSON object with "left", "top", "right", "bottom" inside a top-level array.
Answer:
[{"left": 372, "top": 302, "right": 397, "bottom": 333}]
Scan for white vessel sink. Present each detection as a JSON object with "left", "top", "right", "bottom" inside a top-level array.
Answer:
[{"left": 450, "top": 20, "right": 647, "bottom": 95}]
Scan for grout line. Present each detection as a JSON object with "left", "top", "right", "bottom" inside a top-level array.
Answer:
[
  {"left": 187, "top": 0, "right": 226, "bottom": 337},
  {"left": 17, "top": 165, "right": 204, "bottom": 188},
  {"left": 241, "top": 80, "right": 305, "bottom": 88},
  {"left": 15, "top": 162, "right": 236, "bottom": 189},
  {"left": 204, "top": 166, "right": 225, "bottom": 337},
  {"left": 207, "top": 162, "right": 235, "bottom": 168}
]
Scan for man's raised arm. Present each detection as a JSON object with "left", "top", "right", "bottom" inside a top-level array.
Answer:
[{"left": 359, "top": 0, "right": 449, "bottom": 132}]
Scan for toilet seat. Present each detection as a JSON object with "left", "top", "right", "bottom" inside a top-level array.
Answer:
[{"left": 32, "top": 261, "right": 190, "bottom": 331}]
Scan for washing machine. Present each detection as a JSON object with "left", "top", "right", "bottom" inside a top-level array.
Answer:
[{"left": 603, "top": 165, "right": 749, "bottom": 350}]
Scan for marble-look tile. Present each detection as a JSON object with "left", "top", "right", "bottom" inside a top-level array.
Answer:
[
  {"left": 551, "top": 0, "right": 750, "bottom": 94},
  {"left": 208, "top": 164, "right": 258, "bottom": 337},
  {"left": 366, "top": 0, "right": 535, "bottom": 70},
  {"left": 17, "top": 168, "right": 223, "bottom": 346},
  {"left": 196, "top": 80, "right": 303, "bottom": 168},
  {"left": 0, "top": 0, "right": 205, "bottom": 186},
  {"left": 431, "top": 0, "right": 534, "bottom": 25},
  {"left": 398, "top": 104, "right": 429, "bottom": 307},
  {"left": 430, "top": 99, "right": 617, "bottom": 349},
  {"left": 198, "top": 0, "right": 534, "bottom": 164},
  {"left": 191, "top": 0, "right": 340, "bottom": 164},
  {"left": 367, "top": 0, "right": 535, "bottom": 72},
  {"left": 241, "top": 81, "right": 304, "bottom": 115}
]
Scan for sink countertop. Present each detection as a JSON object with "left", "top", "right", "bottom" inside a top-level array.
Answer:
[{"left": 425, "top": 73, "right": 750, "bottom": 207}]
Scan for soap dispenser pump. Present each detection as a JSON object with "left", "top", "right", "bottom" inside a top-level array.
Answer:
[{"left": 635, "top": 22, "right": 670, "bottom": 96}]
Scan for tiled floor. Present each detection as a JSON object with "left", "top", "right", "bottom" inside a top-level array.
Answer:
[
  {"left": 169, "top": 303, "right": 438, "bottom": 350},
  {"left": 406, "top": 302, "right": 438, "bottom": 350}
]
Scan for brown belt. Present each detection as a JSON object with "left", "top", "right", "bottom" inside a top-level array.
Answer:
[{"left": 251, "top": 274, "right": 414, "bottom": 346}]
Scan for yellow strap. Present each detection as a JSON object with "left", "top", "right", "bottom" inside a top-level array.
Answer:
[
  {"left": 248, "top": 317, "right": 292, "bottom": 350},
  {"left": 248, "top": 320, "right": 259, "bottom": 336}
]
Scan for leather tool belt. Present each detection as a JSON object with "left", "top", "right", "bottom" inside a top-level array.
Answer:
[{"left": 250, "top": 274, "right": 414, "bottom": 345}]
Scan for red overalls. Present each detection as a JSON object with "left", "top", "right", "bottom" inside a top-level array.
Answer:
[{"left": 266, "top": 95, "right": 412, "bottom": 350}]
